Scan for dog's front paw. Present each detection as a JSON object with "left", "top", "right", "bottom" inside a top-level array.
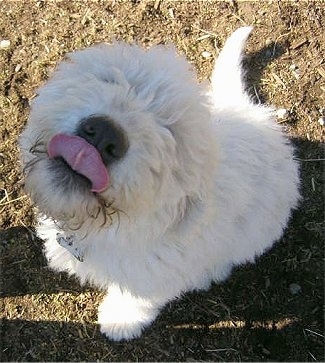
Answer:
[{"left": 98, "top": 288, "right": 160, "bottom": 341}]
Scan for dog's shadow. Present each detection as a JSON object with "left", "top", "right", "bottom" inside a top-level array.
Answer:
[
  {"left": 243, "top": 40, "right": 287, "bottom": 103},
  {"left": 0, "top": 226, "right": 83, "bottom": 297}
]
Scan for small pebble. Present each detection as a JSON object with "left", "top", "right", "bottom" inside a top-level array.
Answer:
[
  {"left": 0, "top": 39, "right": 11, "bottom": 49},
  {"left": 201, "top": 51, "right": 212, "bottom": 59},
  {"left": 15, "top": 64, "right": 22, "bottom": 73},
  {"left": 318, "top": 117, "right": 325, "bottom": 126},
  {"left": 265, "top": 38, "right": 272, "bottom": 46},
  {"left": 289, "top": 64, "right": 300, "bottom": 79},
  {"left": 289, "top": 64, "right": 298, "bottom": 71},
  {"left": 276, "top": 108, "right": 290, "bottom": 120},
  {"left": 289, "top": 283, "right": 302, "bottom": 295}
]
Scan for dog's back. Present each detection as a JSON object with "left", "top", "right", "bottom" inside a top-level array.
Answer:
[{"left": 206, "top": 27, "right": 300, "bottom": 274}]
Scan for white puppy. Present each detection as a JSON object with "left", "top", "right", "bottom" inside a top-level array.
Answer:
[{"left": 19, "top": 27, "right": 300, "bottom": 341}]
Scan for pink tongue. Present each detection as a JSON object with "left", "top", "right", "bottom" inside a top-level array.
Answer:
[{"left": 48, "top": 134, "right": 109, "bottom": 192}]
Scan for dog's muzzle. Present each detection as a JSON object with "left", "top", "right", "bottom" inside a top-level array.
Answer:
[
  {"left": 47, "top": 115, "right": 129, "bottom": 192},
  {"left": 77, "top": 115, "right": 129, "bottom": 166}
]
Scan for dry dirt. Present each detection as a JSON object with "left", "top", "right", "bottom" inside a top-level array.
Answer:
[{"left": 0, "top": 1, "right": 324, "bottom": 361}]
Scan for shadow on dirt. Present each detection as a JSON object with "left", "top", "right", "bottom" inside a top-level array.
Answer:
[
  {"left": 1, "top": 317, "right": 321, "bottom": 361},
  {"left": 244, "top": 41, "right": 287, "bottom": 103}
]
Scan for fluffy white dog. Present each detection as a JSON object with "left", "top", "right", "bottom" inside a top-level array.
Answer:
[{"left": 19, "top": 27, "right": 300, "bottom": 341}]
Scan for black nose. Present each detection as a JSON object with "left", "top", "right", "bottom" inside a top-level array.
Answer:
[{"left": 77, "top": 115, "right": 129, "bottom": 165}]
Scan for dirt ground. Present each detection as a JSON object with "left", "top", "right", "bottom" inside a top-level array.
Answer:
[{"left": 0, "top": 0, "right": 324, "bottom": 361}]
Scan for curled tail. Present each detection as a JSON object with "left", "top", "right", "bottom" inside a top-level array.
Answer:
[{"left": 211, "top": 26, "right": 253, "bottom": 107}]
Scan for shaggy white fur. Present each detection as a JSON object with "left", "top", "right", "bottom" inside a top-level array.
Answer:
[{"left": 19, "top": 27, "right": 300, "bottom": 341}]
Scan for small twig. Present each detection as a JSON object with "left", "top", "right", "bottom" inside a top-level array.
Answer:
[
  {"left": 205, "top": 348, "right": 238, "bottom": 353},
  {"left": 317, "top": 66, "right": 325, "bottom": 79},
  {"left": 197, "top": 34, "right": 213, "bottom": 41},
  {"left": 272, "top": 72, "right": 287, "bottom": 89},
  {"left": 9, "top": 259, "right": 27, "bottom": 265},
  {"left": 0, "top": 188, "right": 10, "bottom": 204},
  {"left": 308, "top": 351, "right": 317, "bottom": 361},
  {"left": 311, "top": 177, "right": 315, "bottom": 192},
  {"left": 0, "top": 195, "right": 27, "bottom": 206},
  {"left": 294, "top": 157, "right": 325, "bottom": 162},
  {"left": 229, "top": 12, "right": 247, "bottom": 26},
  {"left": 277, "top": 119, "right": 290, "bottom": 124},
  {"left": 290, "top": 38, "right": 308, "bottom": 50},
  {"left": 192, "top": 25, "right": 218, "bottom": 39},
  {"left": 253, "top": 86, "right": 261, "bottom": 104},
  {"left": 304, "top": 328, "right": 324, "bottom": 339},
  {"left": 153, "top": 0, "right": 161, "bottom": 10},
  {"left": 272, "top": 31, "right": 291, "bottom": 57}
]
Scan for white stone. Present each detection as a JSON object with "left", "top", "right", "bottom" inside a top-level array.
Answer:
[
  {"left": 0, "top": 39, "right": 11, "bottom": 49},
  {"left": 276, "top": 108, "right": 289, "bottom": 120},
  {"left": 289, "top": 283, "right": 302, "bottom": 295},
  {"left": 201, "top": 51, "right": 212, "bottom": 59}
]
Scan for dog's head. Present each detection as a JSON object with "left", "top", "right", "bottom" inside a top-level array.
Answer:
[{"left": 20, "top": 43, "right": 217, "bottom": 230}]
